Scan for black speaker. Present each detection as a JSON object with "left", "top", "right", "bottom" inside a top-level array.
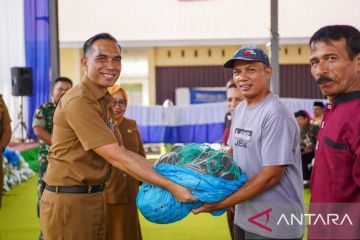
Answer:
[{"left": 11, "top": 67, "right": 33, "bottom": 96}]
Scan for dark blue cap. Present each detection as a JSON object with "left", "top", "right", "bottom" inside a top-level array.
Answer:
[{"left": 224, "top": 46, "right": 270, "bottom": 68}]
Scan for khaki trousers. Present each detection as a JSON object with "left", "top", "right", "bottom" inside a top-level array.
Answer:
[
  {"left": 106, "top": 203, "right": 142, "bottom": 240},
  {"left": 40, "top": 189, "right": 106, "bottom": 240}
]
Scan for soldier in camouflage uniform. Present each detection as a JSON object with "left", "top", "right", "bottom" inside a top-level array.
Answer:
[
  {"left": 0, "top": 94, "right": 12, "bottom": 209},
  {"left": 32, "top": 77, "right": 72, "bottom": 240},
  {"left": 33, "top": 101, "right": 56, "bottom": 203},
  {"left": 295, "top": 110, "right": 319, "bottom": 185}
]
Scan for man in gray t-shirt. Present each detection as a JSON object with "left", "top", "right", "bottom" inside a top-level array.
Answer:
[{"left": 193, "top": 46, "right": 304, "bottom": 239}]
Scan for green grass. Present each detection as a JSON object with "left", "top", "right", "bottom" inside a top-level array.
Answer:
[
  {"left": 0, "top": 176, "right": 310, "bottom": 240},
  {"left": 0, "top": 177, "right": 39, "bottom": 240},
  {"left": 303, "top": 188, "right": 310, "bottom": 240},
  {"left": 140, "top": 212, "right": 230, "bottom": 240}
]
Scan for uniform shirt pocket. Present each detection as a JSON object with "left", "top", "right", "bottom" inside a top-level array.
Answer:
[
  {"left": 323, "top": 136, "right": 346, "bottom": 150},
  {"left": 40, "top": 197, "right": 72, "bottom": 227},
  {"left": 322, "top": 136, "right": 351, "bottom": 201}
]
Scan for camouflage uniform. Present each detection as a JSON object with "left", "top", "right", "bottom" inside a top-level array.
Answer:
[
  {"left": 32, "top": 101, "right": 56, "bottom": 216},
  {"left": 300, "top": 122, "right": 319, "bottom": 153},
  {"left": 300, "top": 122, "right": 319, "bottom": 181}
]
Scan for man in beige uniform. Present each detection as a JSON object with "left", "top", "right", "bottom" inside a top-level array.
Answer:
[
  {"left": 40, "top": 33, "right": 195, "bottom": 240},
  {"left": 0, "top": 95, "right": 12, "bottom": 209}
]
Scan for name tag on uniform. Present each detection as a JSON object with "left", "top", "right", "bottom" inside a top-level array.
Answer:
[{"left": 127, "top": 128, "right": 133, "bottom": 133}]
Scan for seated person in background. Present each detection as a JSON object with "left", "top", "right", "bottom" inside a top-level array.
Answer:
[
  {"left": 222, "top": 79, "right": 245, "bottom": 240},
  {"left": 294, "top": 110, "right": 319, "bottom": 187},
  {"left": 32, "top": 77, "right": 72, "bottom": 240},
  {"left": 105, "top": 85, "right": 145, "bottom": 240},
  {"left": 310, "top": 101, "right": 325, "bottom": 126}
]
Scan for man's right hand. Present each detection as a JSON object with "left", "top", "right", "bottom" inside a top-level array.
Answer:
[
  {"left": 171, "top": 184, "right": 196, "bottom": 202},
  {"left": 95, "top": 143, "right": 196, "bottom": 202}
]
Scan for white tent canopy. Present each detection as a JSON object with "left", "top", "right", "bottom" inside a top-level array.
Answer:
[{"left": 59, "top": 0, "right": 360, "bottom": 47}]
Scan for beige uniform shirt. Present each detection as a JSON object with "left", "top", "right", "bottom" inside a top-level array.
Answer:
[{"left": 45, "top": 79, "right": 117, "bottom": 186}]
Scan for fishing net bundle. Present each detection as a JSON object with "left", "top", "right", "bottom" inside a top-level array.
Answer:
[{"left": 136, "top": 143, "right": 247, "bottom": 224}]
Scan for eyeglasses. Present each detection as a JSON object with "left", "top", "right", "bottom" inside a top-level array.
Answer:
[{"left": 110, "top": 100, "right": 126, "bottom": 108}]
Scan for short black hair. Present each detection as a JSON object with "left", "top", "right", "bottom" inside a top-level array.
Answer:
[
  {"left": 83, "top": 33, "right": 120, "bottom": 56},
  {"left": 294, "top": 110, "right": 307, "bottom": 119},
  {"left": 309, "top": 25, "right": 360, "bottom": 60},
  {"left": 313, "top": 101, "right": 325, "bottom": 108},
  {"left": 54, "top": 77, "right": 73, "bottom": 86}
]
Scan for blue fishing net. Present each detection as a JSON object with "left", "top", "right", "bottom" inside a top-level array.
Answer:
[{"left": 136, "top": 144, "right": 247, "bottom": 224}]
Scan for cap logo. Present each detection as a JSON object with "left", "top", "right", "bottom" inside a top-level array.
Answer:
[{"left": 244, "top": 50, "right": 256, "bottom": 56}]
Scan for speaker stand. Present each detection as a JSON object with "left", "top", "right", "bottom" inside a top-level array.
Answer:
[{"left": 13, "top": 96, "right": 30, "bottom": 142}]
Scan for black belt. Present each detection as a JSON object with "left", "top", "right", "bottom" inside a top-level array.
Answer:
[{"left": 45, "top": 184, "right": 105, "bottom": 194}]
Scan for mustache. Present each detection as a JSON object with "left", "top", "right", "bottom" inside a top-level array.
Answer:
[{"left": 316, "top": 76, "right": 334, "bottom": 85}]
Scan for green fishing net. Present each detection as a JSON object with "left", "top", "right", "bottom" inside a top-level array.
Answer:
[{"left": 154, "top": 143, "right": 241, "bottom": 181}]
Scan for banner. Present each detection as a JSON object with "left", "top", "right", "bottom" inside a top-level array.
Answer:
[{"left": 190, "top": 89, "right": 226, "bottom": 104}]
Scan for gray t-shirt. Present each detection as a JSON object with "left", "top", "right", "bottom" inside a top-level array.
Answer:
[{"left": 228, "top": 93, "right": 304, "bottom": 239}]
